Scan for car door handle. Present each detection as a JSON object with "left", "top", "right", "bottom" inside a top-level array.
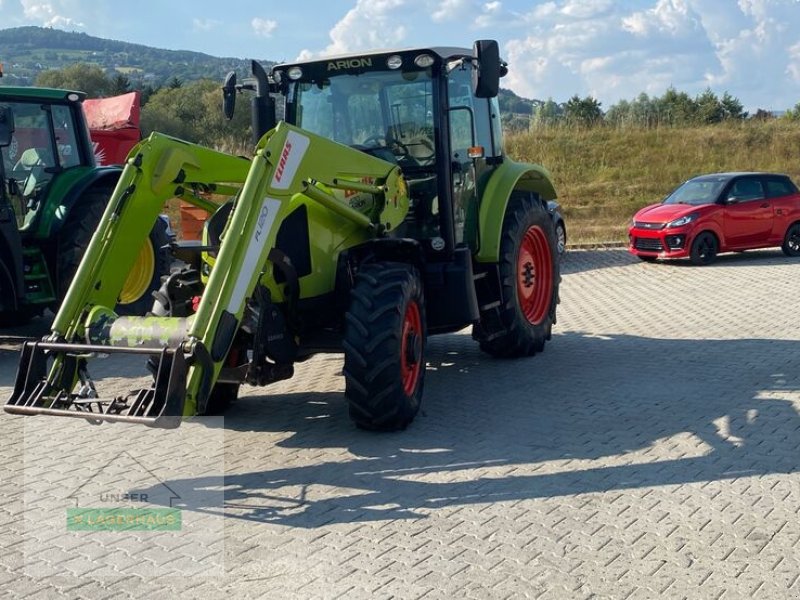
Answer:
[{"left": 760, "top": 203, "right": 769, "bottom": 208}]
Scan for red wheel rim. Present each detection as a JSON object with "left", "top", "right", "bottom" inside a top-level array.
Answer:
[
  {"left": 516, "top": 225, "right": 553, "bottom": 325},
  {"left": 400, "top": 300, "right": 423, "bottom": 395}
]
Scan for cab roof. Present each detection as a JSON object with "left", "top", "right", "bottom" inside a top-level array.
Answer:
[
  {"left": 0, "top": 86, "right": 86, "bottom": 102},
  {"left": 276, "top": 46, "right": 472, "bottom": 70}
]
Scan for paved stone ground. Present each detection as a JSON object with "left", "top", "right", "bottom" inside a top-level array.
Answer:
[{"left": 1, "top": 248, "right": 799, "bottom": 599}]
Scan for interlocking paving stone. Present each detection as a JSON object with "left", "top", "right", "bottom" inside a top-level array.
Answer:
[{"left": 1, "top": 248, "right": 799, "bottom": 599}]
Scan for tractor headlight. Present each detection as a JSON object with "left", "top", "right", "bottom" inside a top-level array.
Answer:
[
  {"left": 666, "top": 213, "right": 698, "bottom": 228},
  {"left": 387, "top": 55, "right": 403, "bottom": 70},
  {"left": 414, "top": 54, "right": 434, "bottom": 68},
  {"left": 287, "top": 66, "right": 303, "bottom": 80}
]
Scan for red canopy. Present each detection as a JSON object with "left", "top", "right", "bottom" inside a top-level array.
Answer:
[
  {"left": 83, "top": 91, "right": 141, "bottom": 130},
  {"left": 83, "top": 91, "right": 141, "bottom": 165}
]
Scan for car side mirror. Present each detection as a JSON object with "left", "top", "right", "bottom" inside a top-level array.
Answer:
[
  {"left": 0, "top": 104, "right": 14, "bottom": 147},
  {"left": 222, "top": 71, "right": 237, "bottom": 120},
  {"left": 726, "top": 196, "right": 742, "bottom": 205},
  {"left": 472, "top": 40, "right": 501, "bottom": 98}
]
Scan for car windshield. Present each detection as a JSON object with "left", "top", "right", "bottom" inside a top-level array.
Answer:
[
  {"left": 663, "top": 179, "right": 725, "bottom": 206},
  {"left": 290, "top": 69, "right": 435, "bottom": 167}
]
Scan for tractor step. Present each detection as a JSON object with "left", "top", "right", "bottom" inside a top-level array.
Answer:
[
  {"left": 21, "top": 248, "right": 56, "bottom": 304},
  {"left": 5, "top": 341, "right": 190, "bottom": 428}
]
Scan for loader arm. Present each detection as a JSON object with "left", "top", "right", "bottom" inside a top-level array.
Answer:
[{"left": 6, "top": 122, "right": 409, "bottom": 427}]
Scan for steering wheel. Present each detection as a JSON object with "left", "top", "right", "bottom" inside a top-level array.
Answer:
[{"left": 361, "top": 135, "right": 387, "bottom": 148}]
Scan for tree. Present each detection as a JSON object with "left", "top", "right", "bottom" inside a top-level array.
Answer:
[
  {"left": 751, "top": 109, "right": 774, "bottom": 121},
  {"left": 35, "top": 63, "right": 111, "bottom": 97},
  {"left": 784, "top": 102, "right": 800, "bottom": 121},
  {"left": 564, "top": 95, "right": 603, "bottom": 126},
  {"left": 531, "top": 98, "right": 562, "bottom": 128},
  {"left": 168, "top": 76, "right": 183, "bottom": 89},
  {"left": 657, "top": 87, "right": 697, "bottom": 126},
  {"left": 695, "top": 88, "right": 723, "bottom": 124},
  {"left": 140, "top": 79, "right": 250, "bottom": 151},
  {"left": 720, "top": 92, "right": 747, "bottom": 120},
  {"left": 109, "top": 73, "right": 132, "bottom": 95}
]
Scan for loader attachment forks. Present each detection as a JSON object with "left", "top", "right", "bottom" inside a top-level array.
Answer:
[{"left": 6, "top": 122, "right": 408, "bottom": 427}]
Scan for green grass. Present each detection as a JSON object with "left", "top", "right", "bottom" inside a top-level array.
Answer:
[{"left": 505, "top": 121, "right": 800, "bottom": 244}]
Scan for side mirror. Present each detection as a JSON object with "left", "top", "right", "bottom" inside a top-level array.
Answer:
[
  {"left": 0, "top": 104, "right": 14, "bottom": 147},
  {"left": 726, "top": 196, "right": 742, "bottom": 205},
  {"left": 472, "top": 40, "right": 501, "bottom": 98},
  {"left": 222, "top": 71, "right": 237, "bottom": 120}
]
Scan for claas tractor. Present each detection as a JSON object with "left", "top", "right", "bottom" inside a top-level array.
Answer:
[
  {"left": 0, "top": 86, "right": 171, "bottom": 325},
  {"left": 6, "top": 40, "right": 560, "bottom": 431}
]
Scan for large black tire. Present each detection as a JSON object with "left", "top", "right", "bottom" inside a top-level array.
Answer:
[
  {"left": 343, "top": 262, "right": 426, "bottom": 431},
  {"left": 781, "top": 222, "right": 800, "bottom": 257},
  {"left": 56, "top": 186, "right": 108, "bottom": 301},
  {"left": 57, "top": 187, "right": 171, "bottom": 315},
  {"left": 149, "top": 268, "right": 239, "bottom": 414},
  {"left": 475, "top": 193, "right": 560, "bottom": 358},
  {"left": 689, "top": 231, "right": 718, "bottom": 265}
]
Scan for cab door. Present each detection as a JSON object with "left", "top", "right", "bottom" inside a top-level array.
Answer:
[
  {"left": 722, "top": 177, "right": 773, "bottom": 247},
  {"left": 447, "top": 64, "right": 494, "bottom": 246}
]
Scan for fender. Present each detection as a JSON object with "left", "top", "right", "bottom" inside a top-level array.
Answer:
[
  {"left": 34, "top": 166, "right": 122, "bottom": 238},
  {"left": 475, "top": 159, "right": 557, "bottom": 263}
]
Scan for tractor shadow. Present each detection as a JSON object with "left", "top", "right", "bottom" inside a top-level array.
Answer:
[{"left": 138, "top": 331, "right": 800, "bottom": 527}]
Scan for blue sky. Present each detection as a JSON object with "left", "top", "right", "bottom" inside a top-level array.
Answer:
[{"left": 2, "top": 0, "right": 800, "bottom": 111}]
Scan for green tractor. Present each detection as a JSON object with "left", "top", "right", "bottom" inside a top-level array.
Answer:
[
  {"left": 0, "top": 86, "right": 170, "bottom": 325},
  {"left": 6, "top": 40, "right": 560, "bottom": 431}
]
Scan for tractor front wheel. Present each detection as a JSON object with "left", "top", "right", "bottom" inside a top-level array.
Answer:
[
  {"left": 475, "top": 192, "right": 560, "bottom": 358},
  {"left": 343, "top": 262, "right": 426, "bottom": 431}
]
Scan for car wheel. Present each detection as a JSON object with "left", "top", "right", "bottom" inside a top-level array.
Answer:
[
  {"left": 781, "top": 222, "right": 800, "bottom": 257},
  {"left": 555, "top": 221, "right": 566, "bottom": 255},
  {"left": 690, "top": 232, "right": 718, "bottom": 265}
]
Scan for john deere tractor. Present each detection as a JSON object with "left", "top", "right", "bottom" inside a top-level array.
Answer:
[
  {"left": 0, "top": 86, "right": 170, "bottom": 325},
  {"left": 6, "top": 40, "right": 560, "bottom": 430}
]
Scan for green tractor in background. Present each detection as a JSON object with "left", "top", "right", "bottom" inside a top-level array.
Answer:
[
  {"left": 6, "top": 40, "right": 561, "bottom": 431},
  {"left": 0, "top": 86, "right": 170, "bottom": 325}
]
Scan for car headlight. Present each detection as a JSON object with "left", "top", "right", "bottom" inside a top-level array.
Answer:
[{"left": 666, "top": 213, "right": 698, "bottom": 228}]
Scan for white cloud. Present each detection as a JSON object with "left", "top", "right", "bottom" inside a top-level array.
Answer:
[
  {"left": 502, "top": 0, "right": 800, "bottom": 111},
  {"left": 301, "top": 0, "right": 408, "bottom": 58},
  {"left": 20, "top": 0, "right": 83, "bottom": 28},
  {"left": 251, "top": 17, "right": 278, "bottom": 38},
  {"left": 192, "top": 18, "right": 220, "bottom": 32},
  {"left": 296, "top": 0, "right": 800, "bottom": 110},
  {"left": 431, "top": 0, "right": 471, "bottom": 23}
]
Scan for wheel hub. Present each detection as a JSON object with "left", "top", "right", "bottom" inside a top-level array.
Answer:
[{"left": 516, "top": 225, "right": 553, "bottom": 326}]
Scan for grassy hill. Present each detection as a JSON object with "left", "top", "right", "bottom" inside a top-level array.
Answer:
[
  {"left": 0, "top": 26, "right": 272, "bottom": 88},
  {"left": 507, "top": 121, "right": 800, "bottom": 243}
]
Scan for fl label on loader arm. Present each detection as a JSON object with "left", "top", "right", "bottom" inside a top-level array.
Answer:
[{"left": 7, "top": 123, "right": 408, "bottom": 427}]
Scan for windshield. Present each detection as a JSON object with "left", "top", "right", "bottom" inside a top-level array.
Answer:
[
  {"left": 291, "top": 69, "right": 435, "bottom": 168},
  {"left": 663, "top": 179, "right": 725, "bottom": 206},
  {"left": 0, "top": 100, "right": 82, "bottom": 228}
]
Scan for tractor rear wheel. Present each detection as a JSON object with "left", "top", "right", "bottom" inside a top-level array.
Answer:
[
  {"left": 475, "top": 192, "right": 560, "bottom": 358},
  {"left": 57, "top": 186, "right": 171, "bottom": 315},
  {"left": 343, "top": 262, "right": 426, "bottom": 431}
]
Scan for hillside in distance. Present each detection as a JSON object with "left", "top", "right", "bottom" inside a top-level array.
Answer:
[
  {"left": 0, "top": 26, "right": 274, "bottom": 88},
  {"left": 0, "top": 26, "right": 538, "bottom": 122}
]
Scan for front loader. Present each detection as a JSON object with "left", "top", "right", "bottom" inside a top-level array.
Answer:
[{"left": 7, "top": 40, "right": 561, "bottom": 431}]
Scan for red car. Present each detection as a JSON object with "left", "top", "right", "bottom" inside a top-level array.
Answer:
[{"left": 629, "top": 172, "right": 800, "bottom": 265}]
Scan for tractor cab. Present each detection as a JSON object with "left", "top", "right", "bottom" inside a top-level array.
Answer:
[
  {"left": 226, "top": 41, "right": 507, "bottom": 258},
  {"left": 0, "top": 88, "right": 94, "bottom": 233}
]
